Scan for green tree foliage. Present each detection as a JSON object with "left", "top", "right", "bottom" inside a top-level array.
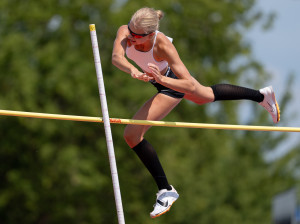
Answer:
[{"left": 0, "top": 0, "right": 297, "bottom": 223}]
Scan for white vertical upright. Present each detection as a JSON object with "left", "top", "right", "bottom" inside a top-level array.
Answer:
[{"left": 89, "top": 24, "right": 125, "bottom": 224}]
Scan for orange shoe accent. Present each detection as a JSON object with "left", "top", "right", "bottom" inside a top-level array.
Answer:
[
  {"left": 150, "top": 201, "right": 176, "bottom": 219},
  {"left": 275, "top": 100, "right": 280, "bottom": 122}
]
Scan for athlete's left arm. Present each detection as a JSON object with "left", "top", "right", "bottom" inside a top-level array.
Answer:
[{"left": 148, "top": 34, "right": 195, "bottom": 95}]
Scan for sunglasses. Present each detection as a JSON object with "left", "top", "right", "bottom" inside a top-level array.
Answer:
[{"left": 128, "top": 23, "right": 151, "bottom": 39}]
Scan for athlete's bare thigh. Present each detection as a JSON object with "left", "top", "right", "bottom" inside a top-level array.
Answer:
[{"left": 124, "top": 93, "right": 182, "bottom": 148}]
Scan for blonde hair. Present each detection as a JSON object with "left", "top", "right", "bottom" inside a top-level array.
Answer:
[{"left": 130, "top": 7, "right": 164, "bottom": 34}]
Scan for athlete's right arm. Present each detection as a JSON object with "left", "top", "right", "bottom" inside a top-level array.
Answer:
[{"left": 112, "top": 25, "right": 149, "bottom": 81}]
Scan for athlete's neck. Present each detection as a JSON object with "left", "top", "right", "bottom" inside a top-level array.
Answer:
[{"left": 135, "top": 39, "right": 154, "bottom": 52}]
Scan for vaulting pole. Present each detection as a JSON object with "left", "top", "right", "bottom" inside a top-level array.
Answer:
[{"left": 89, "top": 24, "right": 125, "bottom": 224}]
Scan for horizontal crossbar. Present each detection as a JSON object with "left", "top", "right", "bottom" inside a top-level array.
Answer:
[{"left": 0, "top": 109, "right": 299, "bottom": 132}]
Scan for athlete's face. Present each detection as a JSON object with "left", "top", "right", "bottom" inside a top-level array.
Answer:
[{"left": 127, "top": 22, "right": 154, "bottom": 45}]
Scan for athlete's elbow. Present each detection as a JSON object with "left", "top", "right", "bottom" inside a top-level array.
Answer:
[{"left": 111, "top": 54, "right": 121, "bottom": 67}]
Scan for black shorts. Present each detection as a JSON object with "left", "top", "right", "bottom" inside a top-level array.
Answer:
[{"left": 149, "top": 68, "right": 185, "bottom": 99}]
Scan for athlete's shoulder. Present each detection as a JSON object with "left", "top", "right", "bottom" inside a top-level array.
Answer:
[
  {"left": 116, "top": 25, "right": 130, "bottom": 37},
  {"left": 113, "top": 25, "right": 131, "bottom": 50},
  {"left": 156, "top": 32, "right": 172, "bottom": 43},
  {"left": 115, "top": 25, "right": 131, "bottom": 45},
  {"left": 155, "top": 32, "right": 176, "bottom": 53}
]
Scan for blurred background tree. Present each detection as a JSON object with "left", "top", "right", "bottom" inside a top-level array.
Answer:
[{"left": 0, "top": 0, "right": 298, "bottom": 223}]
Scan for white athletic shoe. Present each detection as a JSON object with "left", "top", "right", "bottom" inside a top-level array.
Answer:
[
  {"left": 259, "top": 86, "right": 280, "bottom": 123},
  {"left": 150, "top": 185, "right": 179, "bottom": 218}
]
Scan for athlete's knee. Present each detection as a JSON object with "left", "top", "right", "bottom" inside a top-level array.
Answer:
[
  {"left": 123, "top": 125, "right": 143, "bottom": 148},
  {"left": 123, "top": 128, "right": 133, "bottom": 144}
]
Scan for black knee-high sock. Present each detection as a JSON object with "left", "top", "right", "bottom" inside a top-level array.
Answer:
[
  {"left": 211, "top": 84, "right": 264, "bottom": 102},
  {"left": 132, "top": 139, "right": 172, "bottom": 191}
]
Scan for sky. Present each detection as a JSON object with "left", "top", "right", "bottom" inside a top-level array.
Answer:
[{"left": 246, "top": 0, "right": 300, "bottom": 160}]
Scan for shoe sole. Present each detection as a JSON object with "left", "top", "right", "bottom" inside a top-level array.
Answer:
[
  {"left": 271, "top": 86, "right": 280, "bottom": 123},
  {"left": 150, "top": 199, "right": 177, "bottom": 219}
]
